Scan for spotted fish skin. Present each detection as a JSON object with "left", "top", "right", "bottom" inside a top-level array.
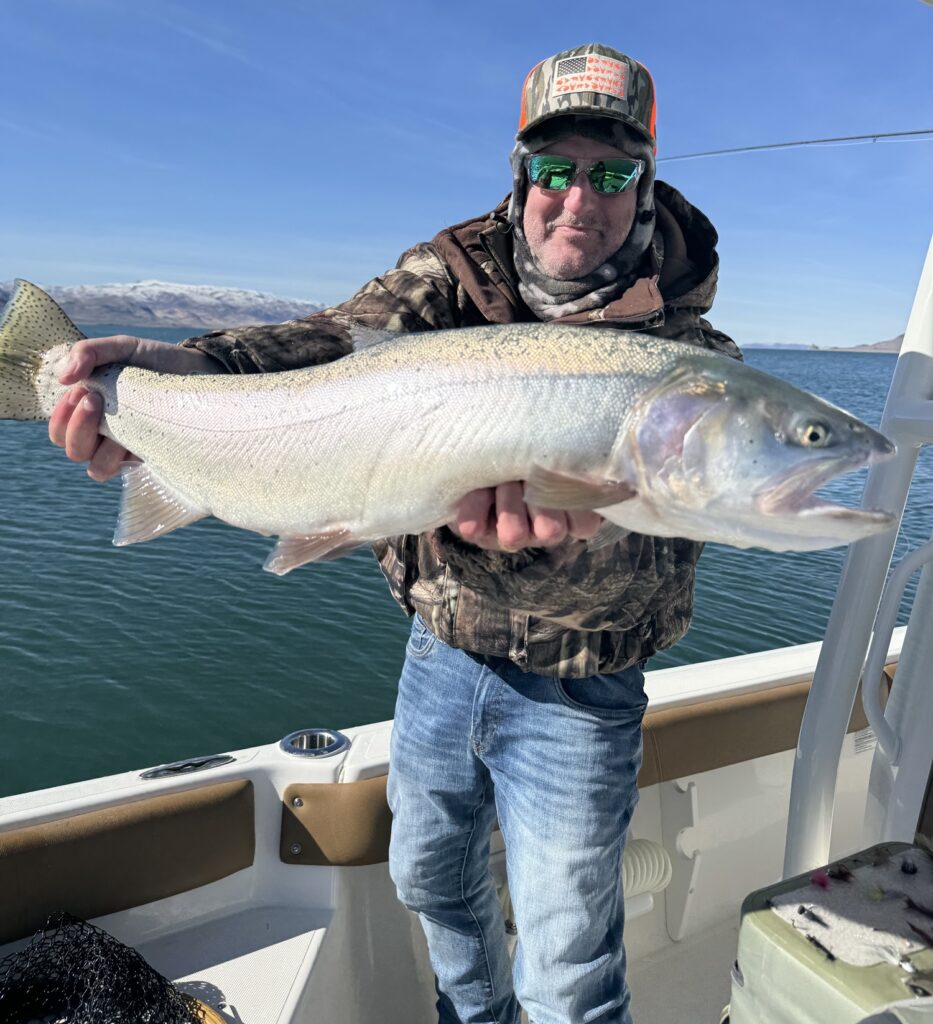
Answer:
[
  {"left": 0, "top": 280, "right": 896, "bottom": 570},
  {"left": 0, "top": 279, "right": 83, "bottom": 420}
]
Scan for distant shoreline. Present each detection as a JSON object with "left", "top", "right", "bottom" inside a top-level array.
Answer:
[{"left": 744, "top": 345, "right": 900, "bottom": 354}]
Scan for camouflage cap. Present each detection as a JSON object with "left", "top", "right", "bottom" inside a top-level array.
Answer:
[{"left": 518, "top": 43, "right": 657, "bottom": 150}]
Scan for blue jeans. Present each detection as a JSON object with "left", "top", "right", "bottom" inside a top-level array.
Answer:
[{"left": 388, "top": 614, "right": 648, "bottom": 1024}]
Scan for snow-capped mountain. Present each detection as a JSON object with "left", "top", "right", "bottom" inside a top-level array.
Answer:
[{"left": 0, "top": 280, "right": 325, "bottom": 329}]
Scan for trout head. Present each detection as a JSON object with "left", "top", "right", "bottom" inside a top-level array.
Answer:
[{"left": 613, "top": 357, "right": 897, "bottom": 551}]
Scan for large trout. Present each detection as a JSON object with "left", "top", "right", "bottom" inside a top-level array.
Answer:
[{"left": 0, "top": 280, "right": 895, "bottom": 573}]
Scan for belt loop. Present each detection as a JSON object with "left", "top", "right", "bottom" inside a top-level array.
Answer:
[{"left": 508, "top": 612, "right": 529, "bottom": 668}]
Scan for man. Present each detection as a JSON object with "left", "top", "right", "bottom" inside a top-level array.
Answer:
[{"left": 51, "top": 44, "right": 740, "bottom": 1024}]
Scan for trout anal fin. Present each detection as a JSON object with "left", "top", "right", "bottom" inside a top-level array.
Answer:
[
  {"left": 264, "top": 530, "right": 367, "bottom": 575},
  {"left": 114, "top": 464, "right": 209, "bottom": 545}
]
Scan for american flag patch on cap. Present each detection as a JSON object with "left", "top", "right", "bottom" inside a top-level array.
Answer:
[{"left": 550, "top": 54, "right": 627, "bottom": 101}]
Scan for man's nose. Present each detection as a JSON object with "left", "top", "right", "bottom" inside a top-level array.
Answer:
[{"left": 562, "top": 179, "right": 599, "bottom": 215}]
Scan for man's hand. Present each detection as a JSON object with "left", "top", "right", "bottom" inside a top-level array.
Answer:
[
  {"left": 48, "top": 336, "right": 220, "bottom": 481},
  {"left": 452, "top": 482, "right": 602, "bottom": 551}
]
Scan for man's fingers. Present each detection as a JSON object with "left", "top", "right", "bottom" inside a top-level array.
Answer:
[
  {"left": 64, "top": 391, "right": 105, "bottom": 463},
  {"left": 58, "top": 336, "right": 140, "bottom": 385},
  {"left": 453, "top": 485, "right": 601, "bottom": 552},
  {"left": 495, "top": 482, "right": 531, "bottom": 550},
  {"left": 455, "top": 488, "right": 495, "bottom": 544},
  {"left": 87, "top": 438, "right": 132, "bottom": 482},
  {"left": 58, "top": 336, "right": 219, "bottom": 385},
  {"left": 528, "top": 506, "right": 569, "bottom": 547},
  {"left": 567, "top": 510, "right": 604, "bottom": 540},
  {"left": 50, "top": 336, "right": 216, "bottom": 478},
  {"left": 48, "top": 387, "right": 87, "bottom": 447}
]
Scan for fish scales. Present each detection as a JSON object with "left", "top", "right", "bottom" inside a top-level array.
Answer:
[
  {"left": 93, "top": 327, "right": 667, "bottom": 537},
  {"left": 0, "top": 280, "right": 898, "bottom": 570}
]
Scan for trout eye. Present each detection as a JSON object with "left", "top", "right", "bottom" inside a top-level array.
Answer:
[{"left": 797, "top": 421, "right": 831, "bottom": 447}]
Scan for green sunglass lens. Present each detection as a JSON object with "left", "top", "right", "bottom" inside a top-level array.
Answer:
[
  {"left": 528, "top": 156, "right": 642, "bottom": 193},
  {"left": 528, "top": 156, "right": 575, "bottom": 191},
  {"left": 589, "top": 160, "right": 641, "bottom": 194}
]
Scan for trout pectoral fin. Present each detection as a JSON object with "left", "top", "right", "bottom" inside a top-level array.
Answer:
[
  {"left": 263, "top": 530, "right": 366, "bottom": 575},
  {"left": 113, "top": 464, "right": 208, "bottom": 546},
  {"left": 525, "top": 466, "right": 637, "bottom": 511}
]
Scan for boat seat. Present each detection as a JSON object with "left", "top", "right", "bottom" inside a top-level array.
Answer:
[
  {"left": 636, "top": 670, "right": 890, "bottom": 787},
  {"left": 0, "top": 664, "right": 896, "bottom": 947},
  {"left": 0, "top": 779, "right": 254, "bottom": 946},
  {"left": 280, "top": 665, "right": 895, "bottom": 867}
]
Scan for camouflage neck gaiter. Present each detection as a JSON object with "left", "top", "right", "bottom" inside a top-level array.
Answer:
[{"left": 507, "top": 116, "right": 656, "bottom": 322}]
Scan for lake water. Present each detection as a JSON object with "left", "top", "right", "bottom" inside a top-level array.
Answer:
[{"left": 1, "top": 337, "right": 929, "bottom": 798}]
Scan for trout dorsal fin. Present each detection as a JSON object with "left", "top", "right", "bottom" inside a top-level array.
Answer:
[{"left": 113, "top": 463, "right": 209, "bottom": 545}]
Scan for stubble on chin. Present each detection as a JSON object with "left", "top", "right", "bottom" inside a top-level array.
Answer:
[{"left": 534, "top": 226, "right": 607, "bottom": 280}]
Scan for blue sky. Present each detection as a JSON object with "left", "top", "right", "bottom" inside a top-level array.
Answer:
[{"left": 2, "top": 0, "right": 931, "bottom": 347}]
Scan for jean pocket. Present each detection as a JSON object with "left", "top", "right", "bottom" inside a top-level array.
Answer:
[
  {"left": 553, "top": 668, "right": 648, "bottom": 720},
  {"left": 405, "top": 613, "right": 438, "bottom": 660}
]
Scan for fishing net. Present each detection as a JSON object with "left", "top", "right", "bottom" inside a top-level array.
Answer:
[{"left": 0, "top": 912, "right": 218, "bottom": 1023}]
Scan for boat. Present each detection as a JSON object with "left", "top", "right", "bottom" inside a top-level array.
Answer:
[{"left": 0, "top": 237, "right": 930, "bottom": 1023}]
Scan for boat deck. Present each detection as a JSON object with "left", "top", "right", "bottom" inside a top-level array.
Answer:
[{"left": 629, "top": 918, "right": 737, "bottom": 1023}]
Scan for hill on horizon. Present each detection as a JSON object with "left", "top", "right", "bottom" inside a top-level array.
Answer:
[
  {"left": 0, "top": 280, "right": 324, "bottom": 330},
  {"left": 826, "top": 334, "right": 903, "bottom": 353},
  {"left": 0, "top": 280, "right": 904, "bottom": 350}
]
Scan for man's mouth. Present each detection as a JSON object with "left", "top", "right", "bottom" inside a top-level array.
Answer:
[{"left": 550, "top": 222, "right": 599, "bottom": 238}]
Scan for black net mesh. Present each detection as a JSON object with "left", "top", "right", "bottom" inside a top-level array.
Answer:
[{"left": 0, "top": 912, "right": 209, "bottom": 1023}]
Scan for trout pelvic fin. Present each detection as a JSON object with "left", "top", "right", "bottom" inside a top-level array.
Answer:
[
  {"left": 525, "top": 466, "right": 637, "bottom": 511},
  {"left": 586, "top": 521, "right": 632, "bottom": 551},
  {"left": 0, "top": 280, "right": 85, "bottom": 421},
  {"left": 113, "top": 463, "right": 209, "bottom": 545},
  {"left": 264, "top": 530, "right": 367, "bottom": 575}
]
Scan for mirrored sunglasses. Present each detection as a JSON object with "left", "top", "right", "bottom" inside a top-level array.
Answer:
[{"left": 525, "top": 154, "right": 644, "bottom": 195}]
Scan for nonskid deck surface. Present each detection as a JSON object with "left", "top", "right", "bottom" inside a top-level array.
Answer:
[
  {"left": 137, "top": 906, "right": 329, "bottom": 1024},
  {"left": 628, "top": 919, "right": 739, "bottom": 1024},
  {"left": 0, "top": 634, "right": 907, "bottom": 1024},
  {"left": 141, "top": 906, "right": 741, "bottom": 1024},
  {"left": 137, "top": 905, "right": 740, "bottom": 1024}
]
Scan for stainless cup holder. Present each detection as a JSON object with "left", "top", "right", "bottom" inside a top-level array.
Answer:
[{"left": 279, "top": 728, "right": 350, "bottom": 758}]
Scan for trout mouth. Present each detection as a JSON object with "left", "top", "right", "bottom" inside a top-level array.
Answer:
[{"left": 755, "top": 451, "right": 895, "bottom": 524}]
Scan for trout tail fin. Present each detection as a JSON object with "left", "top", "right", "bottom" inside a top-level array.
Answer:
[{"left": 0, "top": 280, "right": 85, "bottom": 421}]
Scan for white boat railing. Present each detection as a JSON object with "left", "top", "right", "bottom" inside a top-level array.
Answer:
[
  {"left": 863, "top": 531, "right": 933, "bottom": 845},
  {"left": 860, "top": 537, "right": 933, "bottom": 763},
  {"left": 783, "top": 233, "right": 933, "bottom": 878}
]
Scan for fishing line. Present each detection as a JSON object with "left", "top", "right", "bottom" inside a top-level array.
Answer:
[{"left": 658, "top": 129, "right": 933, "bottom": 163}]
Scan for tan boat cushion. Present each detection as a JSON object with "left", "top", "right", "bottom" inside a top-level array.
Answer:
[
  {"left": 280, "top": 777, "right": 392, "bottom": 867},
  {"left": 277, "top": 665, "right": 895, "bottom": 865},
  {"left": 636, "top": 675, "right": 879, "bottom": 787},
  {"left": 0, "top": 779, "right": 254, "bottom": 945},
  {"left": 0, "top": 664, "right": 896, "bottom": 935}
]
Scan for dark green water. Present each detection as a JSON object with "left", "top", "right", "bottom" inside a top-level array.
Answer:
[{"left": 1, "top": 337, "right": 929, "bottom": 798}]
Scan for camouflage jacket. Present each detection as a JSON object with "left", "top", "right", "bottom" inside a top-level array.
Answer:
[{"left": 184, "top": 181, "right": 742, "bottom": 677}]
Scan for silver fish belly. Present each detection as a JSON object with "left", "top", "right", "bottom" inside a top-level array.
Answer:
[{"left": 0, "top": 280, "right": 896, "bottom": 573}]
